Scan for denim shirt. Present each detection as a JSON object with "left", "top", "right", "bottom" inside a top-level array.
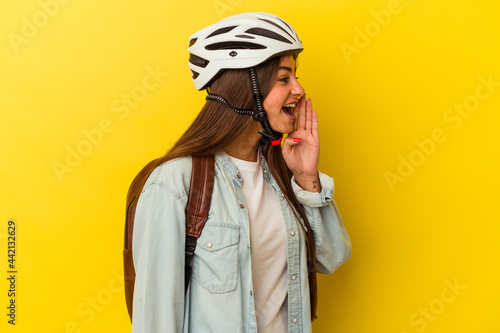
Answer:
[{"left": 131, "top": 151, "right": 352, "bottom": 333}]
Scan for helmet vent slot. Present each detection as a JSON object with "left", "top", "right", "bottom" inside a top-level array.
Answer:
[
  {"left": 245, "top": 28, "right": 292, "bottom": 44},
  {"left": 205, "top": 41, "right": 266, "bottom": 50},
  {"left": 206, "top": 26, "right": 237, "bottom": 38},
  {"left": 257, "top": 18, "right": 296, "bottom": 42},
  {"left": 276, "top": 17, "right": 294, "bottom": 33},
  {"left": 191, "top": 70, "right": 200, "bottom": 79},
  {"left": 235, "top": 34, "right": 255, "bottom": 39},
  {"left": 189, "top": 54, "right": 209, "bottom": 68},
  {"left": 189, "top": 38, "right": 198, "bottom": 47}
]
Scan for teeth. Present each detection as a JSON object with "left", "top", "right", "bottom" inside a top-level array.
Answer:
[{"left": 284, "top": 103, "right": 296, "bottom": 108}]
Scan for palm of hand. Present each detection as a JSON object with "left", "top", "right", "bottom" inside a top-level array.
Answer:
[{"left": 282, "top": 96, "right": 320, "bottom": 177}]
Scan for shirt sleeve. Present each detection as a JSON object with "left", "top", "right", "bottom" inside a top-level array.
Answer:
[
  {"left": 131, "top": 181, "right": 186, "bottom": 332},
  {"left": 291, "top": 171, "right": 352, "bottom": 274}
]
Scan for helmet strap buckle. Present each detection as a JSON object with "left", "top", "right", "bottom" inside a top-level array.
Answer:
[{"left": 271, "top": 137, "right": 282, "bottom": 145}]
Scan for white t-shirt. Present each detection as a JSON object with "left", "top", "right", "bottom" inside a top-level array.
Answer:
[{"left": 228, "top": 154, "right": 288, "bottom": 333}]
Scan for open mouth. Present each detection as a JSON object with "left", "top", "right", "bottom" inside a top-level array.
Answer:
[{"left": 282, "top": 103, "right": 296, "bottom": 116}]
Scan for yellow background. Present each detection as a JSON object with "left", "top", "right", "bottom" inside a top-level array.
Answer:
[{"left": 1, "top": 0, "right": 499, "bottom": 332}]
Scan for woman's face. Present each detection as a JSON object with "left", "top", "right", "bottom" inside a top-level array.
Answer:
[{"left": 263, "top": 55, "right": 305, "bottom": 134}]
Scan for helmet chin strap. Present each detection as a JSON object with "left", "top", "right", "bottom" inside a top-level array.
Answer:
[{"left": 205, "top": 67, "right": 283, "bottom": 145}]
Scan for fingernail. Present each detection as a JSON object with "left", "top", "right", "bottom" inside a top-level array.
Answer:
[{"left": 293, "top": 138, "right": 301, "bottom": 142}]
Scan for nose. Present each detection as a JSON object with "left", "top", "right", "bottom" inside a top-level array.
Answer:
[{"left": 291, "top": 78, "right": 305, "bottom": 99}]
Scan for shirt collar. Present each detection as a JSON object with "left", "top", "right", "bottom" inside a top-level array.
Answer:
[{"left": 216, "top": 149, "right": 273, "bottom": 184}]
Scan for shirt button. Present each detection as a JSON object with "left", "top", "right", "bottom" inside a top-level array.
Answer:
[
  {"left": 237, "top": 174, "right": 241, "bottom": 179},
  {"left": 281, "top": 193, "right": 285, "bottom": 198},
  {"left": 290, "top": 230, "right": 295, "bottom": 236},
  {"left": 207, "top": 242, "right": 212, "bottom": 248},
  {"left": 247, "top": 244, "right": 250, "bottom": 249},
  {"left": 250, "top": 290, "right": 253, "bottom": 296},
  {"left": 263, "top": 169, "right": 268, "bottom": 174},
  {"left": 291, "top": 274, "right": 296, "bottom": 280},
  {"left": 239, "top": 204, "right": 245, "bottom": 209},
  {"left": 292, "top": 318, "right": 298, "bottom": 323}
]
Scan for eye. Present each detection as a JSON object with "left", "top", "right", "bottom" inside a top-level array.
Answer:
[
  {"left": 279, "top": 76, "right": 290, "bottom": 83},
  {"left": 278, "top": 75, "right": 299, "bottom": 84}
]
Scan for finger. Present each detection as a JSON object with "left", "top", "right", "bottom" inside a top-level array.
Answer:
[
  {"left": 306, "top": 98, "right": 313, "bottom": 133},
  {"left": 281, "top": 136, "right": 301, "bottom": 156},
  {"left": 293, "top": 102, "right": 299, "bottom": 130},
  {"left": 312, "top": 109, "right": 319, "bottom": 138},
  {"left": 298, "top": 94, "right": 306, "bottom": 130}
]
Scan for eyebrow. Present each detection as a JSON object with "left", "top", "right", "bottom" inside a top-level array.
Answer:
[
  {"left": 278, "top": 66, "right": 298, "bottom": 76},
  {"left": 278, "top": 66, "right": 294, "bottom": 73}
]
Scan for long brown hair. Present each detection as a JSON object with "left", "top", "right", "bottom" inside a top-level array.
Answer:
[{"left": 160, "top": 55, "right": 318, "bottom": 320}]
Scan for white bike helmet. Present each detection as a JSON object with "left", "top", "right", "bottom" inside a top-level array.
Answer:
[{"left": 188, "top": 12, "right": 303, "bottom": 90}]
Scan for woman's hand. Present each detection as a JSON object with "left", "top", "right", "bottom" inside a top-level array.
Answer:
[{"left": 282, "top": 94, "right": 321, "bottom": 192}]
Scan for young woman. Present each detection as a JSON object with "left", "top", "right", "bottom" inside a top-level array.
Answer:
[{"left": 130, "top": 12, "right": 351, "bottom": 333}]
